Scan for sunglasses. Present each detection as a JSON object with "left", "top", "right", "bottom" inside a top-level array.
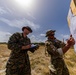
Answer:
[{"left": 49, "top": 34, "right": 54, "bottom": 36}]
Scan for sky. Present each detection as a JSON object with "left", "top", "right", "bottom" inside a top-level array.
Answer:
[{"left": 0, "top": 0, "right": 71, "bottom": 43}]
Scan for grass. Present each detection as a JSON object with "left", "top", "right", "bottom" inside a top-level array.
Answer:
[
  {"left": 0, "top": 44, "right": 76, "bottom": 75},
  {"left": 64, "top": 48, "right": 76, "bottom": 75}
]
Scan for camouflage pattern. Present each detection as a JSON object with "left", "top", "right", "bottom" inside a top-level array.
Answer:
[
  {"left": 45, "top": 38, "right": 69, "bottom": 75},
  {"left": 6, "top": 32, "right": 31, "bottom": 75}
]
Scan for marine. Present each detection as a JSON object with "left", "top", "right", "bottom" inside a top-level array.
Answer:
[
  {"left": 45, "top": 30, "right": 75, "bottom": 75},
  {"left": 6, "top": 26, "right": 38, "bottom": 75}
]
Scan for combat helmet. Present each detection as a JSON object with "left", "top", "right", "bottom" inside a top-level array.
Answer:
[{"left": 22, "top": 26, "right": 32, "bottom": 33}]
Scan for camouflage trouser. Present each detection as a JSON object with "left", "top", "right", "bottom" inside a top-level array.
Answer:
[
  {"left": 50, "top": 58, "right": 69, "bottom": 75},
  {"left": 6, "top": 66, "right": 31, "bottom": 75}
]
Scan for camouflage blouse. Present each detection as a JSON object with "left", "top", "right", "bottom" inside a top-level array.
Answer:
[
  {"left": 45, "top": 38, "right": 65, "bottom": 59},
  {"left": 7, "top": 32, "right": 31, "bottom": 68}
]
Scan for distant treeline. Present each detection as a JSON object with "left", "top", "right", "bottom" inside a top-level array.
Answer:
[
  {"left": 0, "top": 42, "right": 7, "bottom": 44},
  {"left": 0, "top": 42, "right": 45, "bottom": 45},
  {"left": 0, "top": 42, "right": 75, "bottom": 49}
]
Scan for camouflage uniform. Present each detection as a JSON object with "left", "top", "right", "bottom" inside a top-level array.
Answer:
[
  {"left": 45, "top": 30, "right": 69, "bottom": 75},
  {"left": 6, "top": 32, "right": 32, "bottom": 75}
]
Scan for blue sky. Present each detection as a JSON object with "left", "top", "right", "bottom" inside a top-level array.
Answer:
[{"left": 0, "top": 0, "right": 71, "bottom": 43}]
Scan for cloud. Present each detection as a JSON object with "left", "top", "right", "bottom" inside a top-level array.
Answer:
[
  {"left": 0, "top": 3, "right": 36, "bottom": 19},
  {"left": 6, "top": 7, "right": 14, "bottom": 14},
  {"left": 26, "top": 20, "right": 40, "bottom": 30},
  {"left": 0, "top": 6, "right": 16, "bottom": 16},
  {"left": 27, "top": 12, "right": 36, "bottom": 20},
  {"left": 30, "top": 35, "right": 43, "bottom": 43},
  {"left": 0, "top": 31, "right": 12, "bottom": 42},
  {"left": 40, "top": 34, "right": 45, "bottom": 37},
  {"left": 61, "top": 34, "right": 69, "bottom": 39},
  {"left": 30, "top": 35, "right": 37, "bottom": 43},
  {"left": 0, "top": 18, "right": 40, "bottom": 30},
  {"left": 0, "top": 7, "right": 8, "bottom": 15},
  {"left": 29, "top": 35, "right": 46, "bottom": 43}
]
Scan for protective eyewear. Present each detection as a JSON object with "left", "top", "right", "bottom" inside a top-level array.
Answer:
[{"left": 49, "top": 34, "right": 54, "bottom": 36}]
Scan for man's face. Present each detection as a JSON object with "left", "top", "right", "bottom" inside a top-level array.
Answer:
[
  {"left": 23, "top": 28, "right": 30, "bottom": 35},
  {"left": 48, "top": 32, "right": 55, "bottom": 39}
]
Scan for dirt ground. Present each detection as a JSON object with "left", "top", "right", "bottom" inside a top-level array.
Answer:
[{"left": 0, "top": 44, "right": 76, "bottom": 75}]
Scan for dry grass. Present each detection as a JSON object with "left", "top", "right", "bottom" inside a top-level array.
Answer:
[
  {"left": 0, "top": 44, "right": 76, "bottom": 75},
  {"left": 64, "top": 48, "right": 76, "bottom": 75}
]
